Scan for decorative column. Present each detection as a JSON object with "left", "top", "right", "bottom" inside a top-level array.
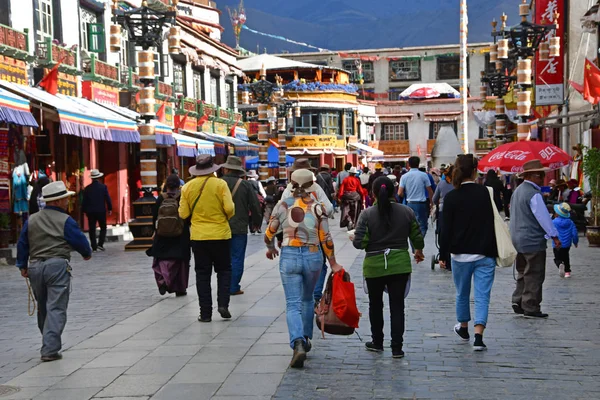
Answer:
[{"left": 257, "top": 104, "right": 270, "bottom": 181}]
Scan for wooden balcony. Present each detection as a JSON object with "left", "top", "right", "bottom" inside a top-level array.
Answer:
[{"left": 367, "top": 140, "right": 410, "bottom": 156}]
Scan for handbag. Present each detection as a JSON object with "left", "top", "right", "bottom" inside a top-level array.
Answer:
[
  {"left": 487, "top": 187, "right": 517, "bottom": 267},
  {"left": 315, "top": 269, "right": 360, "bottom": 337}
]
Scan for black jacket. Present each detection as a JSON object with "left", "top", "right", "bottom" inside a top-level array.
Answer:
[
  {"left": 316, "top": 172, "right": 335, "bottom": 201},
  {"left": 222, "top": 174, "right": 262, "bottom": 235},
  {"left": 147, "top": 194, "right": 191, "bottom": 260},
  {"left": 439, "top": 183, "right": 498, "bottom": 262},
  {"left": 82, "top": 181, "right": 112, "bottom": 214}
]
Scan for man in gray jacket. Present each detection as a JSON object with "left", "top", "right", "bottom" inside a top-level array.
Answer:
[
  {"left": 510, "top": 160, "right": 560, "bottom": 319},
  {"left": 221, "top": 156, "right": 262, "bottom": 295}
]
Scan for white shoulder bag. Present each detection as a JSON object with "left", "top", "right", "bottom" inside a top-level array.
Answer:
[{"left": 487, "top": 187, "right": 517, "bottom": 267}]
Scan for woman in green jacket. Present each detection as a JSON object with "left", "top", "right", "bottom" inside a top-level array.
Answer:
[{"left": 352, "top": 176, "right": 425, "bottom": 358}]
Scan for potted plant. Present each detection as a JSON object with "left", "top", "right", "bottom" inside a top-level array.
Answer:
[
  {"left": 0, "top": 213, "right": 11, "bottom": 249},
  {"left": 583, "top": 146, "right": 600, "bottom": 246}
]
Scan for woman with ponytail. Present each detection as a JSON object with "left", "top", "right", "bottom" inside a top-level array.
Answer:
[{"left": 352, "top": 176, "right": 425, "bottom": 358}]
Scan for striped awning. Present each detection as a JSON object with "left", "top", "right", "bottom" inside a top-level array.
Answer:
[
  {"left": 0, "top": 87, "right": 39, "bottom": 127},
  {"left": 172, "top": 133, "right": 215, "bottom": 157},
  {"left": 233, "top": 126, "right": 248, "bottom": 141},
  {"left": 200, "top": 132, "right": 259, "bottom": 157},
  {"left": 155, "top": 123, "right": 176, "bottom": 146}
]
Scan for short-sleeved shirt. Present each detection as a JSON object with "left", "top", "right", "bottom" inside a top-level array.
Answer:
[{"left": 399, "top": 169, "right": 431, "bottom": 202}]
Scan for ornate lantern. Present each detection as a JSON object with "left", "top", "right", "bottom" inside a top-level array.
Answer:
[{"left": 168, "top": 26, "right": 181, "bottom": 54}]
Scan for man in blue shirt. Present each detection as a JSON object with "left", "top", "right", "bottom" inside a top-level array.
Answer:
[
  {"left": 399, "top": 156, "right": 433, "bottom": 237},
  {"left": 17, "top": 181, "right": 92, "bottom": 362}
]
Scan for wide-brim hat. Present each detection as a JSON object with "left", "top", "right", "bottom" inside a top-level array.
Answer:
[
  {"left": 518, "top": 159, "right": 550, "bottom": 177},
  {"left": 349, "top": 167, "right": 358, "bottom": 174},
  {"left": 555, "top": 179, "right": 567, "bottom": 188},
  {"left": 189, "top": 154, "right": 221, "bottom": 176},
  {"left": 265, "top": 176, "right": 276, "bottom": 183},
  {"left": 247, "top": 170, "right": 259, "bottom": 179},
  {"left": 221, "top": 156, "right": 246, "bottom": 174},
  {"left": 320, "top": 164, "right": 331, "bottom": 171},
  {"left": 90, "top": 169, "right": 104, "bottom": 179},
  {"left": 42, "top": 181, "right": 75, "bottom": 202},
  {"left": 554, "top": 203, "right": 571, "bottom": 219},
  {"left": 289, "top": 169, "right": 319, "bottom": 193},
  {"left": 290, "top": 158, "right": 317, "bottom": 172}
]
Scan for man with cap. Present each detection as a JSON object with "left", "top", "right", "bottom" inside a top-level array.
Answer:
[
  {"left": 221, "top": 156, "right": 262, "bottom": 296},
  {"left": 179, "top": 155, "right": 235, "bottom": 322},
  {"left": 399, "top": 156, "right": 433, "bottom": 238},
  {"left": 16, "top": 181, "right": 92, "bottom": 361},
  {"left": 82, "top": 169, "right": 112, "bottom": 252},
  {"left": 510, "top": 160, "right": 561, "bottom": 319}
]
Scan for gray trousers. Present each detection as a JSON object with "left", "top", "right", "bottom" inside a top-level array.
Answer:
[
  {"left": 28, "top": 258, "right": 71, "bottom": 357},
  {"left": 512, "top": 251, "right": 546, "bottom": 313}
]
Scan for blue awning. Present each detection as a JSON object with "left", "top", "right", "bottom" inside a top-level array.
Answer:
[
  {"left": 246, "top": 144, "right": 294, "bottom": 168},
  {"left": 0, "top": 86, "right": 39, "bottom": 127},
  {"left": 200, "top": 132, "right": 259, "bottom": 157},
  {"left": 172, "top": 133, "right": 215, "bottom": 157}
]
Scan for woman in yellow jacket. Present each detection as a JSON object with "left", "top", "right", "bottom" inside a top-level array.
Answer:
[{"left": 179, "top": 155, "right": 235, "bottom": 323}]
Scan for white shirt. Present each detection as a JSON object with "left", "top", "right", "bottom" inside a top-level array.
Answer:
[{"left": 249, "top": 178, "right": 267, "bottom": 198}]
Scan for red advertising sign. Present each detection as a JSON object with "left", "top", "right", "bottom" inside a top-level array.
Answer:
[
  {"left": 82, "top": 81, "right": 119, "bottom": 106},
  {"left": 535, "top": 0, "right": 564, "bottom": 106}
]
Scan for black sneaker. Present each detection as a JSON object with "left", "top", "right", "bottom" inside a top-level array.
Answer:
[
  {"left": 524, "top": 311, "right": 549, "bottom": 319},
  {"left": 217, "top": 307, "right": 232, "bottom": 319},
  {"left": 198, "top": 315, "right": 211, "bottom": 323},
  {"left": 41, "top": 353, "right": 62, "bottom": 362},
  {"left": 97, "top": 246, "right": 105, "bottom": 251},
  {"left": 175, "top": 291, "right": 187, "bottom": 297},
  {"left": 473, "top": 334, "right": 487, "bottom": 351},
  {"left": 158, "top": 284, "right": 167, "bottom": 296},
  {"left": 453, "top": 323, "right": 470, "bottom": 341},
  {"left": 512, "top": 303, "right": 524, "bottom": 315},
  {"left": 392, "top": 348, "right": 405, "bottom": 358},
  {"left": 365, "top": 342, "right": 384, "bottom": 352},
  {"left": 290, "top": 339, "right": 307, "bottom": 368}
]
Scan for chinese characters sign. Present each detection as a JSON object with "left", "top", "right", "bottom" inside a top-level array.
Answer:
[
  {"left": 46, "top": 69, "right": 77, "bottom": 96},
  {"left": 82, "top": 81, "right": 119, "bottom": 106},
  {"left": 535, "top": 0, "right": 564, "bottom": 106},
  {"left": 0, "top": 56, "right": 27, "bottom": 84}
]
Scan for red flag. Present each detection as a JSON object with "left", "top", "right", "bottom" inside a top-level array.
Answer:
[
  {"left": 39, "top": 63, "right": 60, "bottom": 95},
  {"left": 176, "top": 112, "right": 189, "bottom": 131},
  {"left": 569, "top": 80, "right": 584, "bottom": 96},
  {"left": 135, "top": 91, "right": 141, "bottom": 104},
  {"left": 583, "top": 58, "right": 600, "bottom": 105},
  {"left": 156, "top": 103, "right": 166, "bottom": 123},
  {"left": 229, "top": 114, "right": 242, "bottom": 137},
  {"left": 197, "top": 114, "right": 209, "bottom": 128}
]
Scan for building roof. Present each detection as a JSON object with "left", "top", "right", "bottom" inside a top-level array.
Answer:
[{"left": 237, "top": 54, "right": 323, "bottom": 72}]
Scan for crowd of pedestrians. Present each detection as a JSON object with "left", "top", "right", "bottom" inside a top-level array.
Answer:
[{"left": 15, "top": 152, "right": 582, "bottom": 370}]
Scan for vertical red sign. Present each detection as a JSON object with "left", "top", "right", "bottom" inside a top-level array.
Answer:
[{"left": 535, "top": 0, "right": 565, "bottom": 106}]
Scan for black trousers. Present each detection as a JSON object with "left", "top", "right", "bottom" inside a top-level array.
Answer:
[
  {"left": 553, "top": 247, "right": 572, "bottom": 273},
  {"left": 365, "top": 273, "right": 410, "bottom": 349},
  {"left": 191, "top": 240, "right": 231, "bottom": 318},
  {"left": 87, "top": 212, "right": 107, "bottom": 250}
]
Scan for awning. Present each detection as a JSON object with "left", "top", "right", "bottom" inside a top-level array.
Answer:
[
  {"left": 0, "top": 87, "right": 39, "bottom": 127},
  {"left": 233, "top": 126, "right": 248, "bottom": 141},
  {"left": 200, "top": 132, "right": 259, "bottom": 157},
  {"left": 424, "top": 111, "right": 461, "bottom": 122},
  {"left": 246, "top": 144, "right": 294, "bottom": 168},
  {"left": 96, "top": 102, "right": 140, "bottom": 121},
  {"left": 378, "top": 113, "right": 414, "bottom": 123},
  {"left": 172, "top": 132, "right": 215, "bottom": 157},
  {"left": 0, "top": 81, "right": 112, "bottom": 140},
  {"left": 287, "top": 148, "right": 347, "bottom": 156},
  {"left": 155, "top": 123, "right": 176, "bottom": 146},
  {"left": 63, "top": 97, "right": 140, "bottom": 143},
  {"left": 348, "top": 142, "right": 384, "bottom": 156},
  {"left": 359, "top": 115, "right": 379, "bottom": 124}
]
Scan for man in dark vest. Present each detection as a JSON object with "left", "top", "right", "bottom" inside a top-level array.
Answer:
[
  {"left": 16, "top": 181, "right": 92, "bottom": 361},
  {"left": 82, "top": 169, "right": 112, "bottom": 252},
  {"left": 510, "top": 160, "right": 561, "bottom": 319}
]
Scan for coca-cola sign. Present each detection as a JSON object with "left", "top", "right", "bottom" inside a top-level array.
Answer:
[{"left": 487, "top": 150, "right": 532, "bottom": 163}]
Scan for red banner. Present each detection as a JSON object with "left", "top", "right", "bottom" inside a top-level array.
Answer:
[
  {"left": 82, "top": 81, "right": 119, "bottom": 106},
  {"left": 338, "top": 52, "right": 380, "bottom": 62},
  {"left": 535, "top": 0, "right": 564, "bottom": 106}
]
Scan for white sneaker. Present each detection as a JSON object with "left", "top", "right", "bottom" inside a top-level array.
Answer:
[{"left": 559, "top": 263, "right": 565, "bottom": 278}]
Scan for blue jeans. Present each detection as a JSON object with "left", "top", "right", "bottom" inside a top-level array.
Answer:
[
  {"left": 313, "top": 261, "right": 328, "bottom": 302},
  {"left": 408, "top": 202, "right": 429, "bottom": 238},
  {"left": 279, "top": 246, "right": 323, "bottom": 348},
  {"left": 230, "top": 234, "right": 248, "bottom": 293},
  {"left": 452, "top": 256, "right": 496, "bottom": 327}
]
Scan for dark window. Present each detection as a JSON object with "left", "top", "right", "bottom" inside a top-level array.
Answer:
[
  {"left": 429, "top": 121, "right": 458, "bottom": 140},
  {"left": 321, "top": 112, "right": 340, "bottom": 135},
  {"left": 192, "top": 68, "right": 204, "bottom": 101},
  {"left": 344, "top": 111, "right": 353, "bottom": 136},
  {"left": 225, "top": 79, "right": 234, "bottom": 109},
  {"left": 389, "top": 59, "right": 421, "bottom": 81},
  {"left": 173, "top": 62, "right": 186, "bottom": 95},
  {"left": 342, "top": 60, "right": 374, "bottom": 84},
  {"left": 0, "top": 2, "right": 10, "bottom": 26},
  {"left": 388, "top": 90, "right": 406, "bottom": 101},
  {"left": 382, "top": 124, "right": 408, "bottom": 140},
  {"left": 437, "top": 55, "right": 469, "bottom": 80},
  {"left": 295, "top": 111, "right": 319, "bottom": 135},
  {"left": 479, "top": 126, "right": 485, "bottom": 139}
]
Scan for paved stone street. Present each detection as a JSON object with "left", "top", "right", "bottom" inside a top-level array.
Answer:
[{"left": 1, "top": 217, "right": 599, "bottom": 399}]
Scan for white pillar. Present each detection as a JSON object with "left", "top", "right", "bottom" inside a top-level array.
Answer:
[
  {"left": 219, "top": 71, "right": 226, "bottom": 108},
  {"left": 459, "top": 0, "right": 469, "bottom": 154},
  {"left": 232, "top": 75, "right": 238, "bottom": 112},
  {"left": 203, "top": 68, "right": 212, "bottom": 104}
]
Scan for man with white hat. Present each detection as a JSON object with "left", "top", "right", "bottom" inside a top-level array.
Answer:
[
  {"left": 16, "top": 181, "right": 92, "bottom": 362},
  {"left": 82, "top": 169, "right": 112, "bottom": 252}
]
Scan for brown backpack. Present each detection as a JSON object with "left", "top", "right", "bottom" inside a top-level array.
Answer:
[
  {"left": 315, "top": 270, "right": 356, "bottom": 337},
  {"left": 155, "top": 193, "right": 184, "bottom": 237}
]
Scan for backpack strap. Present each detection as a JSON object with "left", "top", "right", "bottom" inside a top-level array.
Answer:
[
  {"left": 190, "top": 176, "right": 213, "bottom": 215},
  {"left": 231, "top": 179, "right": 243, "bottom": 199}
]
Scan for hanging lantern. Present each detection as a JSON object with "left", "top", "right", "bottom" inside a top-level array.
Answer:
[
  {"left": 168, "top": 26, "right": 181, "bottom": 54},
  {"left": 517, "top": 59, "right": 532, "bottom": 86},
  {"left": 539, "top": 41, "right": 550, "bottom": 62},
  {"left": 549, "top": 36, "right": 560, "bottom": 58},
  {"left": 277, "top": 117, "right": 286, "bottom": 132},
  {"left": 517, "top": 122, "right": 530, "bottom": 141},
  {"left": 495, "top": 97, "right": 505, "bottom": 116},
  {"left": 241, "top": 91, "right": 249, "bottom": 105},
  {"left": 517, "top": 91, "right": 532, "bottom": 117},
  {"left": 294, "top": 105, "right": 301, "bottom": 118},
  {"left": 497, "top": 39, "right": 509, "bottom": 59},
  {"left": 109, "top": 25, "right": 121, "bottom": 53},
  {"left": 137, "top": 50, "right": 156, "bottom": 81},
  {"left": 138, "top": 87, "right": 156, "bottom": 117},
  {"left": 490, "top": 44, "right": 498, "bottom": 63}
]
